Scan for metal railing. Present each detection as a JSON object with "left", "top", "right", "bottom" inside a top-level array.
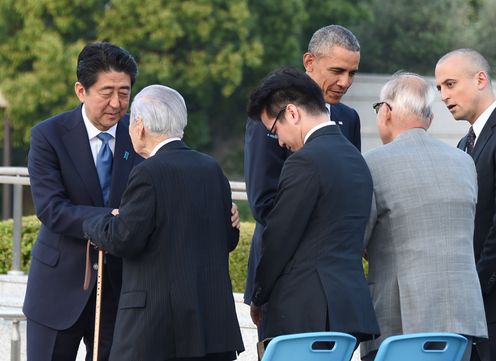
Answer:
[
  {"left": 0, "top": 167, "right": 30, "bottom": 361},
  {"left": 230, "top": 181, "right": 247, "bottom": 201},
  {"left": 0, "top": 167, "right": 30, "bottom": 276},
  {"left": 0, "top": 168, "right": 245, "bottom": 276},
  {"left": 0, "top": 309, "right": 24, "bottom": 361}
]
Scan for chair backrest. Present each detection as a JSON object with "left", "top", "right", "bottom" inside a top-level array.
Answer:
[
  {"left": 261, "top": 331, "right": 357, "bottom": 361},
  {"left": 374, "top": 332, "right": 468, "bottom": 361}
]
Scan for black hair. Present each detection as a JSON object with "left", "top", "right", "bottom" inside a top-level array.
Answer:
[
  {"left": 247, "top": 67, "right": 327, "bottom": 119},
  {"left": 76, "top": 42, "right": 138, "bottom": 89}
]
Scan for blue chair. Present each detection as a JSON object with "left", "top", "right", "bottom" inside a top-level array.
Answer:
[
  {"left": 374, "top": 332, "right": 468, "bottom": 361},
  {"left": 261, "top": 331, "right": 357, "bottom": 361}
]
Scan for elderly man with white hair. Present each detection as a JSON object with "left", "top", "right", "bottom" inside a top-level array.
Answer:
[
  {"left": 361, "top": 73, "right": 487, "bottom": 361},
  {"left": 82, "top": 85, "right": 244, "bottom": 361}
]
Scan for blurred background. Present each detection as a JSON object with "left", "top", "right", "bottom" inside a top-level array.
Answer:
[{"left": 0, "top": 0, "right": 494, "bottom": 220}]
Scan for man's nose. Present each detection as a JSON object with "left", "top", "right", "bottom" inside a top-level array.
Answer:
[
  {"left": 109, "top": 92, "right": 120, "bottom": 108},
  {"left": 337, "top": 74, "right": 353, "bottom": 88}
]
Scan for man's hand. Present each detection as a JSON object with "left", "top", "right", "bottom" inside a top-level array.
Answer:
[
  {"left": 231, "top": 203, "right": 240, "bottom": 229},
  {"left": 250, "top": 302, "right": 262, "bottom": 327},
  {"left": 111, "top": 209, "right": 119, "bottom": 216}
]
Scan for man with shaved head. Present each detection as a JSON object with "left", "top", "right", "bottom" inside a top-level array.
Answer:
[{"left": 436, "top": 49, "right": 496, "bottom": 361}]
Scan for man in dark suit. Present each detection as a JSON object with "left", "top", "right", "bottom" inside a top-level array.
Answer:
[
  {"left": 23, "top": 42, "right": 140, "bottom": 360},
  {"left": 82, "top": 85, "right": 244, "bottom": 361},
  {"left": 247, "top": 67, "right": 379, "bottom": 343},
  {"left": 243, "top": 25, "right": 362, "bottom": 323},
  {"left": 436, "top": 48, "right": 496, "bottom": 361}
]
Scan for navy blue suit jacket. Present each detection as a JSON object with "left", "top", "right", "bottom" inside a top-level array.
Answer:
[
  {"left": 458, "top": 109, "right": 496, "bottom": 323},
  {"left": 243, "top": 102, "right": 361, "bottom": 305},
  {"left": 23, "top": 104, "right": 142, "bottom": 330}
]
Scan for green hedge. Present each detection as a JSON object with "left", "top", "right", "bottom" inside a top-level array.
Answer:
[
  {"left": 0, "top": 215, "right": 39, "bottom": 274},
  {"left": 0, "top": 218, "right": 367, "bottom": 293},
  {"left": 0, "top": 216, "right": 254, "bottom": 292}
]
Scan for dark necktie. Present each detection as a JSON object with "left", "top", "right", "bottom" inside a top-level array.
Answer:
[
  {"left": 465, "top": 126, "right": 476, "bottom": 155},
  {"left": 96, "top": 132, "right": 113, "bottom": 206}
]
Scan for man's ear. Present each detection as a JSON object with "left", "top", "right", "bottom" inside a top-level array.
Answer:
[
  {"left": 426, "top": 114, "right": 433, "bottom": 129},
  {"left": 476, "top": 71, "right": 489, "bottom": 89},
  {"left": 303, "top": 52, "right": 315, "bottom": 73},
  {"left": 137, "top": 117, "right": 146, "bottom": 138},
  {"left": 74, "top": 82, "right": 85, "bottom": 103},
  {"left": 286, "top": 104, "right": 300, "bottom": 125}
]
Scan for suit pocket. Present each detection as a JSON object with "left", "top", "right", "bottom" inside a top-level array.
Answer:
[
  {"left": 31, "top": 240, "right": 60, "bottom": 267},
  {"left": 119, "top": 291, "right": 147, "bottom": 309}
]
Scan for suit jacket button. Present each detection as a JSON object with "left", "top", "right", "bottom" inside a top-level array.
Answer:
[{"left": 93, "top": 263, "right": 98, "bottom": 271}]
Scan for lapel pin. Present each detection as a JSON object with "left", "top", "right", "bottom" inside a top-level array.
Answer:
[{"left": 123, "top": 151, "right": 129, "bottom": 160}]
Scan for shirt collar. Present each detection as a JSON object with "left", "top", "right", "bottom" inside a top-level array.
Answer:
[
  {"left": 150, "top": 137, "right": 181, "bottom": 157},
  {"left": 472, "top": 100, "right": 496, "bottom": 140},
  {"left": 304, "top": 121, "right": 333, "bottom": 144},
  {"left": 82, "top": 104, "right": 117, "bottom": 140}
]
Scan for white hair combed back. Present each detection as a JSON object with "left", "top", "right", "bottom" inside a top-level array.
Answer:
[
  {"left": 381, "top": 72, "right": 436, "bottom": 124},
  {"left": 130, "top": 84, "right": 187, "bottom": 138}
]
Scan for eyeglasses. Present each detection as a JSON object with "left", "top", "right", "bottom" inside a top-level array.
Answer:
[
  {"left": 372, "top": 102, "right": 392, "bottom": 114},
  {"left": 267, "top": 106, "right": 287, "bottom": 138}
]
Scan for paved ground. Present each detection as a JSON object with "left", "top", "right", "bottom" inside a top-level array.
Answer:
[{"left": 0, "top": 294, "right": 361, "bottom": 361}]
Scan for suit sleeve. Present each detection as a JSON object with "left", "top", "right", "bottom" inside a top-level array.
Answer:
[
  {"left": 363, "top": 193, "right": 377, "bottom": 252},
  {"left": 352, "top": 109, "right": 361, "bottom": 151},
  {"left": 477, "top": 158, "right": 496, "bottom": 294},
  {"left": 244, "top": 118, "right": 289, "bottom": 225},
  {"left": 252, "top": 153, "right": 319, "bottom": 306},
  {"left": 83, "top": 166, "right": 155, "bottom": 257},
  {"left": 28, "top": 124, "right": 111, "bottom": 239},
  {"left": 223, "top": 175, "right": 240, "bottom": 252}
]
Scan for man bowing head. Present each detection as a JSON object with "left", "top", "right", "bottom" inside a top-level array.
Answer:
[{"left": 247, "top": 68, "right": 379, "bottom": 344}]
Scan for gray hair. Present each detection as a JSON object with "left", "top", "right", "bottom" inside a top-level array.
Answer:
[
  {"left": 130, "top": 85, "right": 187, "bottom": 138},
  {"left": 308, "top": 25, "right": 360, "bottom": 55},
  {"left": 437, "top": 48, "right": 492, "bottom": 81},
  {"left": 380, "top": 72, "right": 436, "bottom": 124}
]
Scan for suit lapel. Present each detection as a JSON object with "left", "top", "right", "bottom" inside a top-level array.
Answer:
[
  {"left": 61, "top": 106, "right": 103, "bottom": 206},
  {"left": 329, "top": 104, "right": 343, "bottom": 127},
  {"left": 109, "top": 118, "right": 136, "bottom": 207},
  {"left": 458, "top": 135, "right": 467, "bottom": 151},
  {"left": 472, "top": 109, "right": 496, "bottom": 163}
]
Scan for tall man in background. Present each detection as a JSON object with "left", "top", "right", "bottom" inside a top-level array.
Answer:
[
  {"left": 435, "top": 48, "right": 496, "bottom": 361},
  {"left": 243, "top": 26, "right": 362, "bottom": 329},
  {"left": 247, "top": 67, "right": 379, "bottom": 342},
  {"left": 23, "top": 42, "right": 140, "bottom": 360},
  {"left": 362, "top": 73, "right": 487, "bottom": 361}
]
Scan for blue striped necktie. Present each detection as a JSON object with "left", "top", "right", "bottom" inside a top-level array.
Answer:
[{"left": 96, "top": 132, "right": 113, "bottom": 206}]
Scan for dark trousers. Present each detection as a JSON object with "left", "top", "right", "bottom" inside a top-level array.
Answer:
[
  {"left": 471, "top": 322, "right": 496, "bottom": 361},
  {"left": 26, "top": 270, "right": 117, "bottom": 361}
]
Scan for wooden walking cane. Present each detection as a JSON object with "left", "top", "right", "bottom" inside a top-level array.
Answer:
[
  {"left": 93, "top": 248, "right": 104, "bottom": 361},
  {"left": 83, "top": 240, "right": 104, "bottom": 361}
]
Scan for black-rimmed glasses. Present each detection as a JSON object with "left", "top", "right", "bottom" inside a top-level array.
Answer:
[
  {"left": 372, "top": 102, "right": 392, "bottom": 114},
  {"left": 267, "top": 106, "right": 287, "bottom": 138}
]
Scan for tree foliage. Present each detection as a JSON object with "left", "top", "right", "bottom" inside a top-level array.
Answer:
[
  {"left": 0, "top": 0, "right": 107, "bottom": 145},
  {"left": 0, "top": 0, "right": 495, "bottom": 176},
  {"left": 469, "top": 0, "right": 496, "bottom": 78},
  {"left": 352, "top": 0, "right": 478, "bottom": 74}
]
